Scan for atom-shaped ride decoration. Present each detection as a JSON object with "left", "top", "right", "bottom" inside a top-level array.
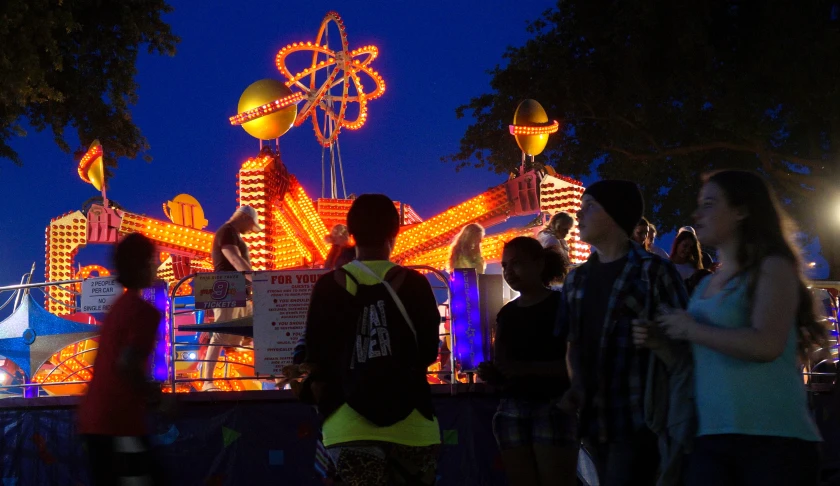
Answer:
[
  {"left": 276, "top": 11, "right": 386, "bottom": 147},
  {"left": 229, "top": 11, "right": 385, "bottom": 148}
]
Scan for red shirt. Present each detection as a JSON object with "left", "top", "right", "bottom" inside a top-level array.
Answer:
[{"left": 77, "top": 291, "right": 161, "bottom": 436}]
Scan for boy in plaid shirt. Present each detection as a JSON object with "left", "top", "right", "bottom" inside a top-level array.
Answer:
[{"left": 559, "top": 180, "right": 692, "bottom": 486}]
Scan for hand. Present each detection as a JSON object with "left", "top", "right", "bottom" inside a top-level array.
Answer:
[
  {"left": 559, "top": 387, "right": 584, "bottom": 415},
  {"left": 282, "top": 364, "right": 308, "bottom": 382},
  {"left": 632, "top": 319, "right": 666, "bottom": 349},
  {"left": 656, "top": 306, "right": 698, "bottom": 341},
  {"left": 477, "top": 361, "right": 502, "bottom": 383},
  {"left": 495, "top": 359, "right": 530, "bottom": 378}
]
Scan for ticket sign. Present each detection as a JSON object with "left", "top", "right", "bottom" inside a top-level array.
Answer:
[
  {"left": 193, "top": 272, "right": 247, "bottom": 310},
  {"left": 81, "top": 276, "right": 124, "bottom": 313},
  {"left": 451, "top": 268, "right": 484, "bottom": 371},
  {"left": 252, "top": 270, "right": 328, "bottom": 375}
]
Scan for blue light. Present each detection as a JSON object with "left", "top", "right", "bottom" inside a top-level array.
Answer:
[
  {"left": 188, "top": 352, "right": 196, "bottom": 360},
  {"left": 450, "top": 268, "right": 484, "bottom": 371}
]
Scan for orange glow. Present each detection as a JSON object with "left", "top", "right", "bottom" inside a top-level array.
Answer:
[
  {"left": 273, "top": 209, "right": 313, "bottom": 263},
  {"left": 404, "top": 227, "right": 535, "bottom": 268},
  {"left": 45, "top": 211, "right": 88, "bottom": 315},
  {"left": 119, "top": 213, "right": 214, "bottom": 255},
  {"left": 229, "top": 91, "right": 305, "bottom": 126},
  {"left": 392, "top": 185, "right": 511, "bottom": 261},
  {"left": 509, "top": 120, "right": 560, "bottom": 136},
  {"left": 77, "top": 144, "right": 103, "bottom": 184},
  {"left": 538, "top": 174, "right": 589, "bottom": 263}
]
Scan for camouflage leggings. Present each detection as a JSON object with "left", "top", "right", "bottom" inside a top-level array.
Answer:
[{"left": 327, "top": 442, "right": 440, "bottom": 486}]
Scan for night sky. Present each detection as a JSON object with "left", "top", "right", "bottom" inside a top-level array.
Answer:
[
  {"left": 0, "top": 1, "right": 827, "bottom": 292},
  {"left": 0, "top": 1, "right": 563, "bottom": 287}
]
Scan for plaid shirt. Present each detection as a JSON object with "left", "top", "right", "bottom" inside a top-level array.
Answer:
[{"left": 560, "top": 242, "right": 689, "bottom": 442}]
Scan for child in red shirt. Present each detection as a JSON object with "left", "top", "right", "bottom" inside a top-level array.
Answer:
[{"left": 77, "top": 233, "right": 167, "bottom": 485}]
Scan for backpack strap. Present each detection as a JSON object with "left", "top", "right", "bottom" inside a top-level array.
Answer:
[{"left": 349, "top": 261, "right": 417, "bottom": 342}]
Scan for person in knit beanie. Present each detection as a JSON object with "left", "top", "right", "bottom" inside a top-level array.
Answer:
[{"left": 558, "top": 180, "right": 692, "bottom": 486}]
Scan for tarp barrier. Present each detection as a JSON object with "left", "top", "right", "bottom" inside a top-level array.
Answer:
[{"left": 0, "top": 395, "right": 508, "bottom": 485}]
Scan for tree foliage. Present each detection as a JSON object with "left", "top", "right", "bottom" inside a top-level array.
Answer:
[
  {"left": 0, "top": 0, "right": 179, "bottom": 167},
  {"left": 447, "top": 0, "right": 840, "bottom": 276}
]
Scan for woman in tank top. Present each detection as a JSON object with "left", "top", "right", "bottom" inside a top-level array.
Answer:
[{"left": 654, "top": 170, "right": 826, "bottom": 486}]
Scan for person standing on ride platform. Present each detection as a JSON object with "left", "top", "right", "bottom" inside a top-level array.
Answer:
[
  {"left": 325, "top": 223, "right": 356, "bottom": 270},
  {"left": 200, "top": 205, "right": 261, "bottom": 392},
  {"left": 77, "top": 233, "right": 167, "bottom": 485},
  {"left": 650, "top": 170, "right": 824, "bottom": 486},
  {"left": 560, "top": 180, "right": 693, "bottom": 486},
  {"left": 537, "top": 212, "right": 575, "bottom": 264},
  {"left": 300, "top": 194, "right": 442, "bottom": 485},
  {"left": 449, "top": 223, "right": 486, "bottom": 274}
]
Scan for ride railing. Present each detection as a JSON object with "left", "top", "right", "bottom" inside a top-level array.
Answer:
[
  {"left": 804, "top": 281, "right": 840, "bottom": 393},
  {"left": 166, "top": 267, "right": 457, "bottom": 394},
  {"left": 1, "top": 276, "right": 835, "bottom": 399},
  {"left": 0, "top": 277, "right": 92, "bottom": 398}
]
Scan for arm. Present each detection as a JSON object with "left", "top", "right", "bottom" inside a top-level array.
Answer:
[
  {"left": 221, "top": 245, "right": 252, "bottom": 272},
  {"left": 645, "top": 260, "right": 692, "bottom": 368},
  {"left": 660, "top": 257, "right": 798, "bottom": 362},
  {"left": 299, "top": 275, "right": 342, "bottom": 404}
]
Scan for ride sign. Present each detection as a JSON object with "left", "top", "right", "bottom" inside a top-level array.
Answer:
[
  {"left": 193, "top": 273, "right": 247, "bottom": 310},
  {"left": 81, "top": 276, "right": 124, "bottom": 313},
  {"left": 252, "top": 270, "right": 328, "bottom": 375}
]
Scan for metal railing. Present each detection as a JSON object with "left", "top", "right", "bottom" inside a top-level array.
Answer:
[{"left": 166, "top": 266, "right": 455, "bottom": 394}]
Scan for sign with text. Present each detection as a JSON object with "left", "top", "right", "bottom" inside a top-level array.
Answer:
[
  {"left": 194, "top": 272, "right": 247, "bottom": 310},
  {"left": 81, "top": 276, "right": 123, "bottom": 313},
  {"left": 451, "top": 268, "right": 484, "bottom": 371},
  {"left": 252, "top": 270, "right": 328, "bottom": 375}
]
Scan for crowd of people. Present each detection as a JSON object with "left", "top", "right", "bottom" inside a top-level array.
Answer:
[{"left": 78, "top": 169, "right": 826, "bottom": 486}]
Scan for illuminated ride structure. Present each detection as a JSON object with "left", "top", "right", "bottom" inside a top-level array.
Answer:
[{"left": 1, "top": 11, "right": 590, "bottom": 397}]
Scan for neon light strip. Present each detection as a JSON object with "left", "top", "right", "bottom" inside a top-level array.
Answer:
[
  {"left": 508, "top": 120, "right": 560, "bottom": 136},
  {"left": 229, "top": 92, "right": 305, "bottom": 126}
]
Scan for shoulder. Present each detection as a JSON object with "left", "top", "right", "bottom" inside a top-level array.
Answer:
[
  {"left": 758, "top": 255, "right": 799, "bottom": 283},
  {"left": 397, "top": 266, "right": 431, "bottom": 285},
  {"left": 497, "top": 299, "right": 520, "bottom": 321},
  {"left": 312, "top": 270, "right": 344, "bottom": 294}
]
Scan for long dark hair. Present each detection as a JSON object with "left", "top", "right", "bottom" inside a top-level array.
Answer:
[
  {"left": 704, "top": 170, "right": 825, "bottom": 360},
  {"left": 670, "top": 231, "right": 704, "bottom": 270},
  {"left": 504, "top": 236, "right": 568, "bottom": 285}
]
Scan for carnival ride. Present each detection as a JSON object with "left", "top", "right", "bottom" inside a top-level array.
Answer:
[{"left": 1, "top": 11, "right": 590, "bottom": 397}]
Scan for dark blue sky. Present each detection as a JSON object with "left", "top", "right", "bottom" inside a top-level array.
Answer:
[
  {"left": 0, "top": 0, "right": 827, "bottom": 290},
  {"left": 0, "top": 1, "right": 563, "bottom": 286}
]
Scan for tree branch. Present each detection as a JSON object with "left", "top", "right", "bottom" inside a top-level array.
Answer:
[{"left": 603, "top": 141, "right": 827, "bottom": 169}]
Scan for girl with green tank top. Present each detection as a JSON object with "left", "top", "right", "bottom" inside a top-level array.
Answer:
[{"left": 653, "top": 170, "right": 826, "bottom": 486}]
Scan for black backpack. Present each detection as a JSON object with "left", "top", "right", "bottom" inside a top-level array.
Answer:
[{"left": 340, "top": 262, "right": 422, "bottom": 426}]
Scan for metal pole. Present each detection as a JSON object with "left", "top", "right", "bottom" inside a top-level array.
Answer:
[{"left": 0, "top": 279, "right": 83, "bottom": 292}]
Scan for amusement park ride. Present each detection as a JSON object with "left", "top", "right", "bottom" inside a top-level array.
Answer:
[{"left": 2, "top": 11, "right": 589, "bottom": 396}]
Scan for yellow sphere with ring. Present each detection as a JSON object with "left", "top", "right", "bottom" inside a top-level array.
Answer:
[
  {"left": 511, "top": 99, "right": 559, "bottom": 156},
  {"left": 237, "top": 79, "right": 298, "bottom": 140}
]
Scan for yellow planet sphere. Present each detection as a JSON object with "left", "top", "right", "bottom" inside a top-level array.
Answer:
[
  {"left": 513, "top": 99, "right": 550, "bottom": 156},
  {"left": 237, "top": 79, "right": 298, "bottom": 140}
]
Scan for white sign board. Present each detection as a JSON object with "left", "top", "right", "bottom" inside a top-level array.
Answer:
[
  {"left": 252, "top": 269, "right": 328, "bottom": 375},
  {"left": 81, "top": 276, "right": 124, "bottom": 313}
]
